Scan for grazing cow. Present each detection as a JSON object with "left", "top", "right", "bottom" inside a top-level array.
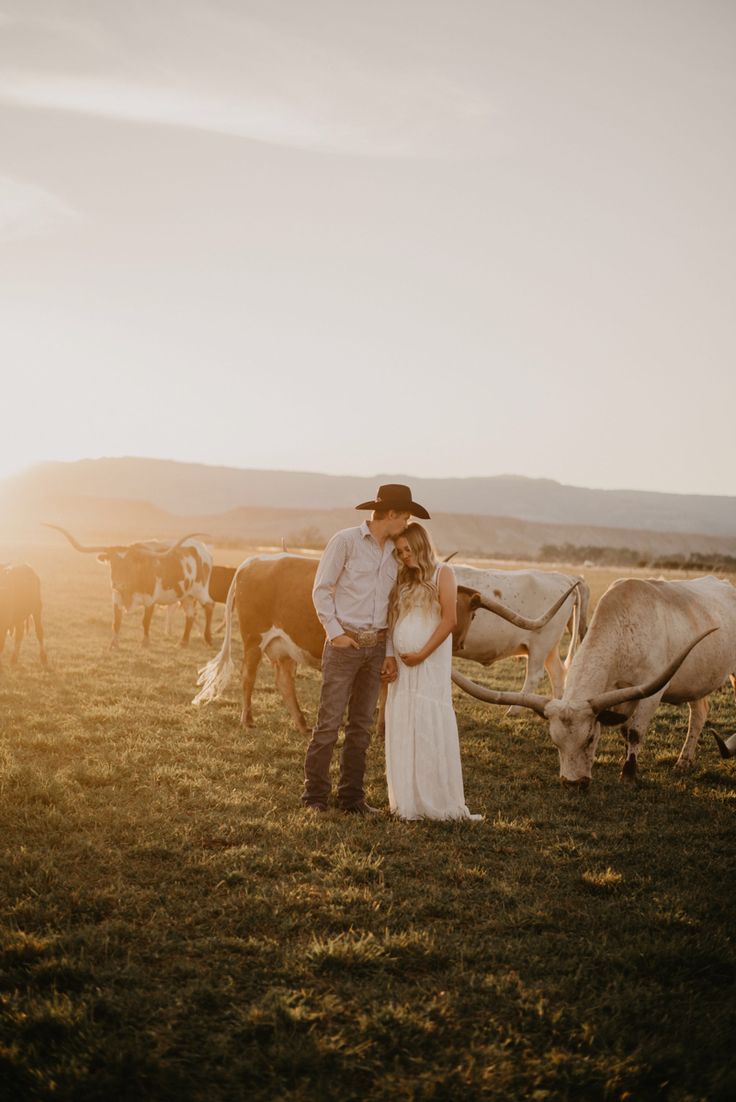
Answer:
[
  {"left": 453, "top": 575, "right": 736, "bottom": 785},
  {"left": 193, "top": 553, "right": 574, "bottom": 733},
  {"left": 0, "top": 564, "right": 48, "bottom": 669},
  {"left": 46, "top": 525, "right": 214, "bottom": 648},
  {"left": 452, "top": 566, "right": 589, "bottom": 710}
]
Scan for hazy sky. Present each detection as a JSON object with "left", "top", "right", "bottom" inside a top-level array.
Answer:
[{"left": 2, "top": 1, "right": 735, "bottom": 495}]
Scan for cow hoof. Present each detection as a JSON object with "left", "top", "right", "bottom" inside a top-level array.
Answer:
[
  {"left": 674, "top": 758, "right": 693, "bottom": 771},
  {"left": 620, "top": 759, "right": 638, "bottom": 783},
  {"left": 178, "top": 640, "right": 190, "bottom": 649},
  {"left": 204, "top": 634, "right": 213, "bottom": 646},
  {"left": 505, "top": 705, "right": 523, "bottom": 718}
]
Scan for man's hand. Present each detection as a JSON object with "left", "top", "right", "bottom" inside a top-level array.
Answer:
[
  {"left": 399, "top": 651, "right": 425, "bottom": 667},
  {"left": 331, "top": 633, "right": 359, "bottom": 650},
  {"left": 381, "top": 656, "right": 398, "bottom": 683}
]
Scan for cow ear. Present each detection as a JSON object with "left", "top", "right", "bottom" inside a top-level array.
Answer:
[
  {"left": 597, "top": 709, "right": 628, "bottom": 727},
  {"left": 470, "top": 593, "right": 482, "bottom": 611},
  {"left": 97, "top": 553, "right": 110, "bottom": 563}
]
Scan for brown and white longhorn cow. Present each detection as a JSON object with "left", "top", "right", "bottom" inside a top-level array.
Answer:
[
  {"left": 46, "top": 525, "right": 215, "bottom": 648},
  {"left": 453, "top": 575, "right": 736, "bottom": 785},
  {"left": 0, "top": 564, "right": 48, "bottom": 669},
  {"left": 193, "top": 553, "right": 576, "bottom": 733}
]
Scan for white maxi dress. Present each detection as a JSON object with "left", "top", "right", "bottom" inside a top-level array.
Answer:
[{"left": 385, "top": 565, "right": 482, "bottom": 821}]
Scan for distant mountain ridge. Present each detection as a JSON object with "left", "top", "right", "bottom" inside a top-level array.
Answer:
[{"left": 3, "top": 456, "right": 736, "bottom": 538}]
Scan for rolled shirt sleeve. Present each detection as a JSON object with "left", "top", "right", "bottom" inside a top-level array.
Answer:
[{"left": 312, "top": 533, "right": 348, "bottom": 640}]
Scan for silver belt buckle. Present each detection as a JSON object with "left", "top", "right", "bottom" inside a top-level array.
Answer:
[{"left": 357, "top": 628, "right": 378, "bottom": 647}]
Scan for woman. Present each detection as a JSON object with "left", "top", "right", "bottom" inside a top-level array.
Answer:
[{"left": 384, "top": 523, "right": 482, "bottom": 821}]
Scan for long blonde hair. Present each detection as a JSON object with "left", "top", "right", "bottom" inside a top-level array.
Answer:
[{"left": 388, "top": 523, "right": 439, "bottom": 627}]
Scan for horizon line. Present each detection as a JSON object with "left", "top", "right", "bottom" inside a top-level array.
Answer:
[{"left": 1, "top": 454, "right": 734, "bottom": 502}]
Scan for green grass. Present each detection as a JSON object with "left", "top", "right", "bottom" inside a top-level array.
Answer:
[{"left": 1, "top": 547, "right": 735, "bottom": 1101}]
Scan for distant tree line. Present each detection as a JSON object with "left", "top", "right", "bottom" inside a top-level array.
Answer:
[{"left": 537, "top": 544, "right": 736, "bottom": 572}]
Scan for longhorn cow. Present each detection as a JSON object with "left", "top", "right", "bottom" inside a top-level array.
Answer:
[
  {"left": 453, "top": 575, "right": 736, "bottom": 784},
  {"left": 46, "top": 525, "right": 214, "bottom": 648},
  {"left": 452, "top": 566, "right": 589, "bottom": 709}
]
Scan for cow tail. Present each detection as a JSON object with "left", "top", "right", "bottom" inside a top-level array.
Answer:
[{"left": 192, "top": 566, "right": 239, "bottom": 704}]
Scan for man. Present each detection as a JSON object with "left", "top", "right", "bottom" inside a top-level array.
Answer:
[{"left": 302, "top": 484, "right": 431, "bottom": 814}]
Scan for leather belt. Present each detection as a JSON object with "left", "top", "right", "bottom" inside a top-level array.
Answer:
[{"left": 341, "top": 626, "right": 388, "bottom": 648}]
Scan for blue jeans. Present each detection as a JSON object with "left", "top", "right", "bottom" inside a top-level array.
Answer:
[{"left": 302, "top": 638, "right": 386, "bottom": 808}]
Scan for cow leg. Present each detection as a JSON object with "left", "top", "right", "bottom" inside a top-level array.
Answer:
[
  {"left": 730, "top": 673, "right": 736, "bottom": 704},
  {"left": 202, "top": 601, "right": 214, "bottom": 646},
  {"left": 164, "top": 605, "right": 175, "bottom": 636},
  {"left": 543, "top": 647, "right": 566, "bottom": 699},
  {"left": 272, "top": 656, "right": 309, "bottom": 734},
  {"left": 241, "top": 637, "right": 263, "bottom": 728},
  {"left": 11, "top": 621, "right": 24, "bottom": 665},
  {"left": 507, "top": 650, "right": 546, "bottom": 717},
  {"left": 31, "top": 604, "right": 48, "bottom": 668},
  {"left": 141, "top": 606, "right": 154, "bottom": 647},
  {"left": 111, "top": 602, "right": 123, "bottom": 649},
  {"left": 619, "top": 700, "right": 658, "bottom": 783},
  {"left": 675, "top": 696, "right": 709, "bottom": 770},
  {"left": 179, "top": 598, "right": 195, "bottom": 647}
]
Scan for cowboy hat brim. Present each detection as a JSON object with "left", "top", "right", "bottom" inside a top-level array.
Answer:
[{"left": 355, "top": 499, "right": 431, "bottom": 520}]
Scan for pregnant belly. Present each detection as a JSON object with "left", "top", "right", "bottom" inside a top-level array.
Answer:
[{"left": 394, "top": 611, "right": 438, "bottom": 655}]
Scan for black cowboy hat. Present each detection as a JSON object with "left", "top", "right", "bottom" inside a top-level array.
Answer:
[{"left": 354, "top": 484, "right": 431, "bottom": 520}]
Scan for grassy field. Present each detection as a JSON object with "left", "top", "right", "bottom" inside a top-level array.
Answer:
[{"left": 1, "top": 546, "right": 736, "bottom": 1101}]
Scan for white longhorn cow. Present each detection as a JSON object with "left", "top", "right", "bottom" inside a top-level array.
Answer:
[
  {"left": 452, "top": 566, "right": 589, "bottom": 710},
  {"left": 453, "top": 575, "right": 736, "bottom": 784}
]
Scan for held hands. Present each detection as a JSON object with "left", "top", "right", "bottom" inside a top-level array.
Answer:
[
  {"left": 381, "top": 657, "right": 398, "bottom": 683},
  {"left": 331, "top": 633, "right": 359, "bottom": 650}
]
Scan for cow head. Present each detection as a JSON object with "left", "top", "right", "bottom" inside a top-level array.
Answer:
[
  {"left": 544, "top": 699, "right": 628, "bottom": 785},
  {"left": 454, "top": 586, "right": 481, "bottom": 651},
  {"left": 97, "top": 548, "right": 159, "bottom": 610}
]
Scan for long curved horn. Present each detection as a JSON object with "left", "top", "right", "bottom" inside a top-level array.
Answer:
[
  {"left": 588, "top": 626, "right": 719, "bottom": 713},
  {"left": 451, "top": 670, "right": 550, "bottom": 717},
  {"left": 478, "top": 581, "right": 579, "bottom": 631},
  {"left": 43, "top": 523, "right": 123, "bottom": 554}
]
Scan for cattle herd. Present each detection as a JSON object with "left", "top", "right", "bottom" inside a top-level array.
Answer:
[{"left": 3, "top": 526, "right": 736, "bottom": 789}]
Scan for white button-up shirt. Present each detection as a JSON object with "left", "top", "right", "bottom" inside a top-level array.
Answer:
[{"left": 313, "top": 521, "right": 398, "bottom": 653}]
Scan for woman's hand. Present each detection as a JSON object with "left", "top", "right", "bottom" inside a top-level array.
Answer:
[{"left": 399, "top": 651, "right": 425, "bottom": 667}]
